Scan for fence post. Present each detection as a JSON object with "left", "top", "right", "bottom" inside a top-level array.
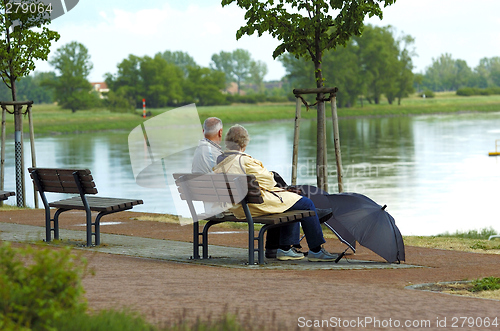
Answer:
[
  {"left": 28, "top": 104, "right": 38, "bottom": 207},
  {"left": 14, "top": 104, "right": 26, "bottom": 207},
  {"left": 0, "top": 107, "right": 5, "bottom": 207},
  {"left": 331, "top": 94, "right": 343, "bottom": 192}
]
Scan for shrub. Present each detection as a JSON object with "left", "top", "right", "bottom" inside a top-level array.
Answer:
[
  {"left": 104, "top": 90, "right": 135, "bottom": 113},
  {"left": 0, "top": 243, "right": 88, "bottom": 331},
  {"left": 53, "top": 309, "right": 157, "bottom": 331},
  {"left": 470, "top": 277, "right": 500, "bottom": 292},
  {"left": 456, "top": 87, "right": 500, "bottom": 96},
  {"left": 420, "top": 90, "right": 435, "bottom": 98},
  {"left": 456, "top": 87, "right": 476, "bottom": 96},
  {"left": 437, "top": 227, "right": 498, "bottom": 240}
]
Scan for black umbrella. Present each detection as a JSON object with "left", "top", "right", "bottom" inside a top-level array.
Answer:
[
  {"left": 295, "top": 185, "right": 357, "bottom": 253},
  {"left": 324, "top": 192, "right": 405, "bottom": 263}
]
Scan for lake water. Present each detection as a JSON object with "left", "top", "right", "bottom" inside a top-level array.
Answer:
[{"left": 3, "top": 111, "right": 500, "bottom": 236}]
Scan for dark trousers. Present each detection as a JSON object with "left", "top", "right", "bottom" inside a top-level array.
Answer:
[{"left": 265, "top": 228, "right": 280, "bottom": 250}]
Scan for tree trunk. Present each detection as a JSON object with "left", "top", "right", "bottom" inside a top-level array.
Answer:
[
  {"left": 314, "top": 48, "right": 328, "bottom": 192},
  {"left": 10, "top": 77, "right": 17, "bottom": 102}
]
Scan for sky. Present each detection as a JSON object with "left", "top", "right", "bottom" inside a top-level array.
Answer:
[{"left": 32, "top": 0, "right": 500, "bottom": 83}]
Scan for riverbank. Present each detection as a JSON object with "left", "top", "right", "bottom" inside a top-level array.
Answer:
[{"left": 3, "top": 92, "right": 500, "bottom": 136}]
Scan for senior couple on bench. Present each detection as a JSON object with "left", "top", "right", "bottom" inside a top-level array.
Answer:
[{"left": 191, "top": 117, "right": 337, "bottom": 262}]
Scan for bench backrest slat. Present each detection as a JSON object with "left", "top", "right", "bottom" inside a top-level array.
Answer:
[
  {"left": 29, "top": 168, "right": 98, "bottom": 195},
  {"left": 0, "top": 190, "right": 15, "bottom": 200},
  {"left": 174, "top": 173, "right": 263, "bottom": 205}
]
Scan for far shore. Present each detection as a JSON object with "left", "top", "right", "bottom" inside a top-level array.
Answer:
[{"left": 2, "top": 92, "right": 500, "bottom": 137}]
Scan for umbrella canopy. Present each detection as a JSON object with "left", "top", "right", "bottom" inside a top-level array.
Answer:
[
  {"left": 295, "top": 185, "right": 357, "bottom": 253},
  {"left": 324, "top": 193, "right": 405, "bottom": 263}
]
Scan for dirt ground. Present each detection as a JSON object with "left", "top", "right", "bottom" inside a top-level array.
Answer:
[{"left": 2, "top": 209, "right": 500, "bottom": 330}]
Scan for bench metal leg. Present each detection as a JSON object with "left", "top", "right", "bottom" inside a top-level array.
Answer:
[
  {"left": 202, "top": 221, "right": 212, "bottom": 259},
  {"left": 248, "top": 221, "right": 255, "bottom": 265},
  {"left": 94, "top": 212, "right": 111, "bottom": 246},
  {"left": 43, "top": 205, "right": 65, "bottom": 242},
  {"left": 45, "top": 208, "right": 69, "bottom": 242},
  {"left": 85, "top": 209, "right": 92, "bottom": 247},
  {"left": 52, "top": 209, "right": 66, "bottom": 240},
  {"left": 192, "top": 221, "right": 201, "bottom": 259},
  {"left": 258, "top": 225, "right": 271, "bottom": 264},
  {"left": 201, "top": 220, "right": 225, "bottom": 259},
  {"left": 45, "top": 207, "right": 51, "bottom": 242},
  {"left": 90, "top": 208, "right": 133, "bottom": 247},
  {"left": 239, "top": 201, "right": 256, "bottom": 265}
]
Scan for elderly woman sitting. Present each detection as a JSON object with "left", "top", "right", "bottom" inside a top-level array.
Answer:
[{"left": 213, "top": 124, "right": 337, "bottom": 262}]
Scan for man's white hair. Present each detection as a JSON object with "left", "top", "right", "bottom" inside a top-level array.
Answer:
[{"left": 203, "top": 117, "right": 222, "bottom": 136}]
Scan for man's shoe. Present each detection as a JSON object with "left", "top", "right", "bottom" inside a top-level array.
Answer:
[
  {"left": 265, "top": 248, "right": 277, "bottom": 259},
  {"left": 277, "top": 248, "right": 305, "bottom": 261},
  {"left": 316, "top": 208, "right": 333, "bottom": 223},
  {"left": 308, "top": 247, "right": 338, "bottom": 262}
]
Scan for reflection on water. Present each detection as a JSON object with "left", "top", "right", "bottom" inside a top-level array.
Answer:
[{"left": 2, "top": 112, "right": 500, "bottom": 236}]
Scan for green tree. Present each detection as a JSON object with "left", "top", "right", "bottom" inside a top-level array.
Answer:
[
  {"left": 280, "top": 41, "right": 364, "bottom": 108},
  {"left": 322, "top": 41, "right": 364, "bottom": 107},
  {"left": 489, "top": 58, "right": 500, "bottom": 87},
  {"left": 475, "top": 57, "right": 500, "bottom": 88},
  {"left": 0, "top": 72, "right": 55, "bottom": 103},
  {"left": 394, "top": 34, "right": 415, "bottom": 105},
  {"left": 0, "top": 0, "right": 60, "bottom": 101},
  {"left": 454, "top": 59, "right": 473, "bottom": 90},
  {"left": 280, "top": 25, "right": 415, "bottom": 107},
  {"left": 183, "top": 66, "right": 227, "bottom": 106},
  {"left": 279, "top": 53, "right": 314, "bottom": 91},
  {"left": 47, "top": 41, "right": 98, "bottom": 112},
  {"left": 249, "top": 60, "right": 268, "bottom": 93},
  {"left": 222, "top": 0, "right": 395, "bottom": 90},
  {"left": 13, "top": 71, "right": 55, "bottom": 103},
  {"left": 139, "top": 54, "right": 184, "bottom": 107},
  {"left": 210, "top": 50, "right": 233, "bottom": 86},
  {"left": 423, "top": 53, "right": 472, "bottom": 91},
  {"left": 105, "top": 54, "right": 143, "bottom": 107},
  {"left": 354, "top": 25, "right": 400, "bottom": 104},
  {"left": 160, "top": 50, "right": 197, "bottom": 76},
  {"left": 413, "top": 73, "right": 424, "bottom": 93},
  {"left": 211, "top": 49, "right": 253, "bottom": 94},
  {"left": 222, "top": 0, "right": 396, "bottom": 191},
  {"left": 474, "top": 58, "right": 492, "bottom": 88},
  {"left": 106, "top": 54, "right": 184, "bottom": 108},
  {"left": 232, "top": 49, "right": 251, "bottom": 94}
]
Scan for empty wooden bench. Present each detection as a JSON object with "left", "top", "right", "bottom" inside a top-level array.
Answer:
[
  {"left": 29, "top": 168, "right": 143, "bottom": 247},
  {"left": 173, "top": 173, "right": 315, "bottom": 265},
  {"left": 0, "top": 190, "right": 15, "bottom": 201}
]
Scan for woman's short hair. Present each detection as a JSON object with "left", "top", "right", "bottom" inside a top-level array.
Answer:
[{"left": 225, "top": 124, "right": 250, "bottom": 151}]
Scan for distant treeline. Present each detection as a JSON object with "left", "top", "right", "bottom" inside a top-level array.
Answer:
[
  {"left": 2, "top": 24, "right": 500, "bottom": 111},
  {"left": 418, "top": 54, "right": 500, "bottom": 93}
]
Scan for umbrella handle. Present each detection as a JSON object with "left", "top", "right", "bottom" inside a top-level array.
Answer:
[{"left": 335, "top": 247, "right": 349, "bottom": 263}]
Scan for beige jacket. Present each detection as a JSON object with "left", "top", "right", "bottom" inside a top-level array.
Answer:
[{"left": 213, "top": 151, "right": 301, "bottom": 219}]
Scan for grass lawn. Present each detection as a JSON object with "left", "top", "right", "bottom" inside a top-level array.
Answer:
[{"left": 2, "top": 92, "right": 500, "bottom": 136}]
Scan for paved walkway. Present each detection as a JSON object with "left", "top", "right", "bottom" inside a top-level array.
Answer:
[{"left": 0, "top": 222, "right": 419, "bottom": 270}]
